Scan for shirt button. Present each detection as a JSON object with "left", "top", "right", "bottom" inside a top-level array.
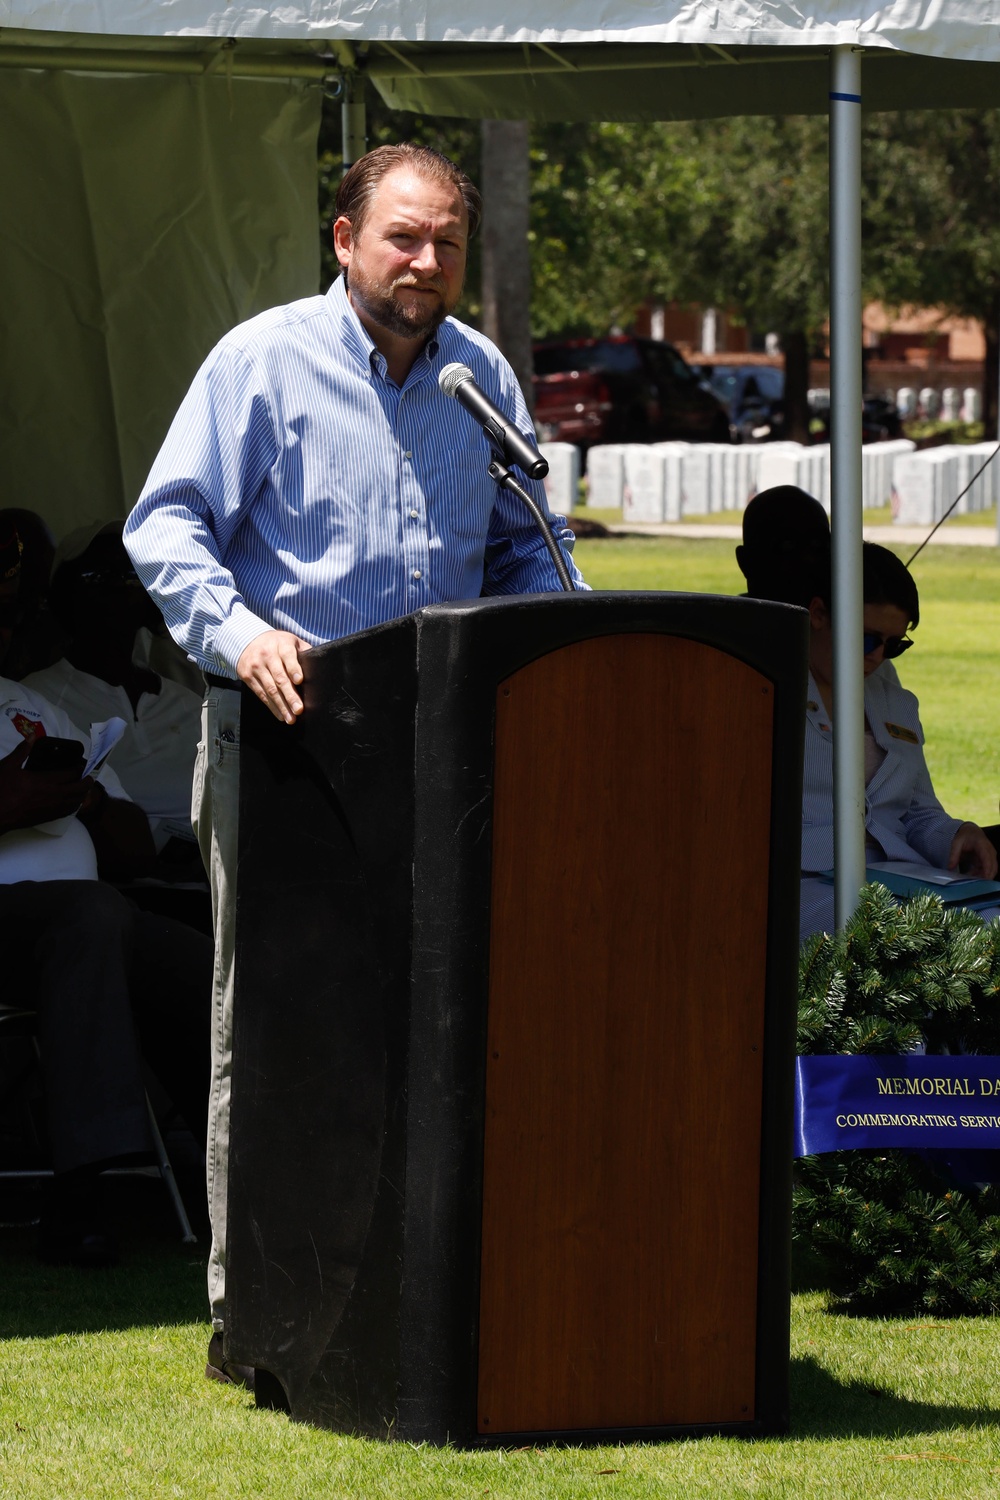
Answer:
[
  {"left": 410, "top": 509, "right": 419, "bottom": 519},
  {"left": 403, "top": 450, "right": 412, "bottom": 458},
  {"left": 413, "top": 569, "right": 422, "bottom": 580}
]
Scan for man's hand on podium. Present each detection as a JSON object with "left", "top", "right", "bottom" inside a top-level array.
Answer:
[{"left": 237, "top": 630, "right": 310, "bottom": 724}]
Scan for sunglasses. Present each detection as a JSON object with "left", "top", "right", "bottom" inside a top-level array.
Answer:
[{"left": 863, "top": 630, "right": 913, "bottom": 660}]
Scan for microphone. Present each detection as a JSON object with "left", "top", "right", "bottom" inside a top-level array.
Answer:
[{"left": 438, "top": 363, "right": 549, "bottom": 480}]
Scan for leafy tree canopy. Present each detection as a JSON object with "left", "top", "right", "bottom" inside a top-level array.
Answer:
[{"left": 317, "top": 99, "right": 1000, "bottom": 423}]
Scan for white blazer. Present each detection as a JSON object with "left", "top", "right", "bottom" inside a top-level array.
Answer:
[{"left": 801, "top": 664, "right": 962, "bottom": 875}]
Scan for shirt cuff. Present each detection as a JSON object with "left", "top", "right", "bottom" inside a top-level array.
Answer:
[{"left": 211, "top": 606, "right": 276, "bottom": 678}]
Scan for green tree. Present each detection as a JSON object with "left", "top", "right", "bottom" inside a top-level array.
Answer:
[
  {"left": 681, "top": 115, "right": 832, "bottom": 441},
  {"left": 318, "top": 98, "right": 1000, "bottom": 438},
  {"left": 863, "top": 109, "right": 1000, "bottom": 434},
  {"left": 528, "top": 121, "right": 707, "bottom": 338},
  {"left": 530, "top": 110, "right": 1000, "bottom": 440}
]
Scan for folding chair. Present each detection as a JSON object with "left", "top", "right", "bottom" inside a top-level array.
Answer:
[{"left": 0, "top": 1001, "right": 196, "bottom": 1243}]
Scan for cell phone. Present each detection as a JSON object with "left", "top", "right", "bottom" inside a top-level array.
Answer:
[{"left": 25, "top": 736, "right": 85, "bottom": 774}]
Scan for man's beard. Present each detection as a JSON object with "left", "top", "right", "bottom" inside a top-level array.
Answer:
[{"left": 348, "top": 270, "right": 456, "bottom": 342}]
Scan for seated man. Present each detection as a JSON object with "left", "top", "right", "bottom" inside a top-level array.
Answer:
[
  {"left": 24, "top": 521, "right": 202, "bottom": 867},
  {"left": 735, "top": 484, "right": 831, "bottom": 603},
  {"left": 0, "top": 529, "right": 211, "bottom": 1266}
]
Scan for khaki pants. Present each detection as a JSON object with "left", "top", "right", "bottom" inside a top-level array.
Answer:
[{"left": 192, "top": 686, "right": 241, "bottom": 1333}]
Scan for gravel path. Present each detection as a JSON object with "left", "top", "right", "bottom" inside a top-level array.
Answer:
[{"left": 606, "top": 521, "right": 998, "bottom": 546}]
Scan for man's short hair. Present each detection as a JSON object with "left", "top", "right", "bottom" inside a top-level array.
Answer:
[
  {"left": 861, "top": 542, "right": 921, "bottom": 629},
  {"left": 741, "top": 485, "right": 829, "bottom": 554},
  {"left": 336, "top": 143, "right": 483, "bottom": 240},
  {"left": 736, "top": 485, "right": 831, "bottom": 608}
]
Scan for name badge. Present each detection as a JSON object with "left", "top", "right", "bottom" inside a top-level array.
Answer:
[{"left": 885, "top": 721, "right": 919, "bottom": 745}]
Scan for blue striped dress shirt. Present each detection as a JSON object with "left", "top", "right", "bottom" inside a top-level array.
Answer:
[{"left": 124, "top": 276, "right": 586, "bottom": 676}]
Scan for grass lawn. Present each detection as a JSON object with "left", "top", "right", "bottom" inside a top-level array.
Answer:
[
  {"left": 577, "top": 504, "right": 997, "bottom": 532},
  {"left": 858, "top": 506, "right": 997, "bottom": 529},
  {"left": 573, "top": 534, "right": 1000, "bottom": 827},
  {"left": 3, "top": 536, "right": 1000, "bottom": 1497},
  {"left": 3, "top": 1188, "right": 1000, "bottom": 1500}
]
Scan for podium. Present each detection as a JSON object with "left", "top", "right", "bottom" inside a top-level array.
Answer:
[{"left": 227, "top": 591, "right": 807, "bottom": 1443}]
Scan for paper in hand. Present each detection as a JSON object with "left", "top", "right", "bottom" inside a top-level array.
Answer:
[{"left": 84, "top": 718, "right": 128, "bottom": 778}]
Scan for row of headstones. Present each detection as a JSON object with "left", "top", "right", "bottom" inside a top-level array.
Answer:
[
  {"left": 810, "top": 387, "right": 983, "bottom": 422},
  {"left": 539, "top": 440, "right": 924, "bottom": 521},
  {"left": 538, "top": 439, "right": 1000, "bottom": 526},
  {"left": 893, "top": 444, "right": 1000, "bottom": 525},
  {"left": 892, "top": 387, "right": 982, "bottom": 423}
]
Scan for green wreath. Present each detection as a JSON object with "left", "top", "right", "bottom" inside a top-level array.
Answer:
[{"left": 794, "top": 882, "right": 1000, "bottom": 1314}]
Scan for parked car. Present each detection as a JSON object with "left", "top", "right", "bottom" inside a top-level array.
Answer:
[
  {"left": 532, "top": 337, "right": 731, "bottom": 449},
  {"left": 696, "top": 363, "right": 786, "bottom": 443},
  {"left": 698, "top": 363, "right": 904, "bottom": 444},
  {"left": 807, "top": 390, "right": 904, "bottom": 444}
]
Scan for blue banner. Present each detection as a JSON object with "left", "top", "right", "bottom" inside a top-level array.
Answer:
[{"left": 795, "top": 1055, "right": 1000, "bottom": 1157}]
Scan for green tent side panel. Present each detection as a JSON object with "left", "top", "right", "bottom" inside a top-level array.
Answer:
[{"left": 0, "top": 69, "right": 321, "bottom": 541}]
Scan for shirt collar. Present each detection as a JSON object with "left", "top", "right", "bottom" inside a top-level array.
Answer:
[{"left": 325, "top": 274, "right": 444, "bottom": 385}]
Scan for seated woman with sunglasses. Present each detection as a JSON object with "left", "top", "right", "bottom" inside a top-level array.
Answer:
[{"left": 799, "top": 541, "right": 998, "bottom": 941}]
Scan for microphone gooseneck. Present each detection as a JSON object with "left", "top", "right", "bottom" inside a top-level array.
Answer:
[{"left": 437, "top": 362, "right": 574, "bottom": 593}]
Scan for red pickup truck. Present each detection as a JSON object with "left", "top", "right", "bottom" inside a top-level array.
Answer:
[{"left": 533, "top": 336, "right": 731, "bottom": 450}]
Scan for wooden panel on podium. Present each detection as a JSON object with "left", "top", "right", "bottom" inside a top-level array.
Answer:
[{"left": 478, "top": 634, "right": 772, "bottom": 1434}]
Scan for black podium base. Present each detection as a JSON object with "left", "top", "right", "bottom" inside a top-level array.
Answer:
[{"left": 226, "top": 592, "right": 806, "bottom": 1443}]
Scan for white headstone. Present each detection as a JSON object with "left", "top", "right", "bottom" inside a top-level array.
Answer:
[
  {"left": 959, "top": 443, "right": 1000, "bottom": 511},
  {"left": 703, "top": 443, "right": 734, "bottom": 512},
  {"left": 896, "top": 387, "right": 917, "bottom": 419},
  {"left": 805, "top": 444, "right": 831, "bottom": 512},
  {"left": 941, "top": 387, "right": 962, "bottom": 422},
  {"left": 719, "top": 446, "right": 747, "bottom": 512},
  {"left": 893, "top": 448, "right": 962, "bottom": 526},
  {"left": 680, "top": 447, "right": 711, "bottom": 516},
  {"left": 862, "top": 439, "right": 916, "bottom": 511},
  {"left": 920, "top": 387, "right": 941, "bottom": 419},
  {"left": 538, "top": 443, "right": 581, "bottom": 519},
  {"left": 652, "top": 442, "right": 690, "bottom": 521},
  {"left": 962, "top": 388, "right": 982, "bottom": 424},
  {"left": 738, "top": 447, "right": 763, "bottom": 507},
  {"left": 585, "top": 445, "right": 627, "bottom": 510},
  {"left": 755, "top": 443, "right": 807, "bottom": 497},
  {"left": 622, "top": 446, "right": 667, "bottom": 523}
]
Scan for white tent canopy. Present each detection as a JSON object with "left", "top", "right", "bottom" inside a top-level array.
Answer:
[
  {"left": 4, "top": 2, "right": 1000, "bottom": 57},
  {"left": 3, "top": 9, "right": 1000, "bottom": 118}
]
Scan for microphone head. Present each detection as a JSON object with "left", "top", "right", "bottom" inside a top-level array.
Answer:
[{"left": 438, "top": 362, "right": 475, "bottom": 399}]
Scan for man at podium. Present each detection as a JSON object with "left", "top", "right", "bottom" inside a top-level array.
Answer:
[{"left": 124, "top": 142, "right": 585, "bottom": 1384}]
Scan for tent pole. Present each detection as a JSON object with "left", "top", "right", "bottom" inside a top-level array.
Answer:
[
  {"left": 342, "top": 78, "right": 367, "bottom": 171},
  {"left": 829, "top": 45, "right": 866, "bottom": 931}
]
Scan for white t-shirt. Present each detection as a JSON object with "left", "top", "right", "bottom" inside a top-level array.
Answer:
[
  {"left": 23, "top": 658, "right": 201, "bottom": 847},
  {"left": 0, "top": 678, "right": 129, "bottom": 883}
]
